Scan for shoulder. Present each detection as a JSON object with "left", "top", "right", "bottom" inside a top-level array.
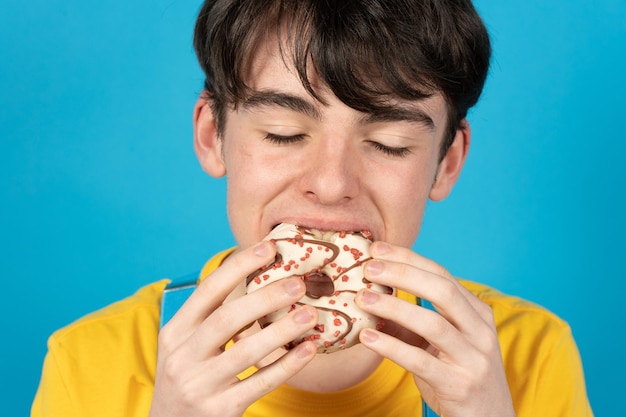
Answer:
[
  {"left": 459, "top": 278, "right": 580, "bottom": 376},
  {"left": 35, "top": 280, "right": 169, "bottom": 416},
  {"left": 457, "top": 282, "right": 593, "bottom": 415},
  {"left": 459, "top": 279, "right": 592, "bottom": 415},
  {"left": 48, "top": 279, "right": 169, "bottom": 351},
  {"left": 459, "top": 279, "right": 571, "bottom": 336}
]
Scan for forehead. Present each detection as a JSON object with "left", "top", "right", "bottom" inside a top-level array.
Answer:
[
  {"left": 244, "top": 38, "right": 449, "bottom": 129},
  {"left": 245, "top": 36, "right": 319, "bottom": 95}
]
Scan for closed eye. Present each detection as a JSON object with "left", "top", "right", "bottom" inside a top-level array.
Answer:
[
  {"left": 368, "top": 141, "right": 412, "bottom": 158},
  {"left": 263, "top": 133, "right": 307, "bottom": 145}
]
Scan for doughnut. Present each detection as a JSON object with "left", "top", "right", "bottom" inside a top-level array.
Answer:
[{"left": 246, "top": 223, "right": 394, "bottom": 354}]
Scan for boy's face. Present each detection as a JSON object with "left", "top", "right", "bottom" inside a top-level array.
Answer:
[{"left": 194, "top": 40, "right": 468, "bottom": 250}]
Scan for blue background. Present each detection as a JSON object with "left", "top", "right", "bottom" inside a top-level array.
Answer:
[{"left": 1, "top": 0, "right": 624, "bottom": 415}]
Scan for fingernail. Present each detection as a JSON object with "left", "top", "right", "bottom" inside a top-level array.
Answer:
[
  {"left": 293, "top": 307, "right": 314, "bottom": 324},
  {"left": 295, "top": 342, "right": 315, "bottom": 358},
  {"left": 284, "top": 278, "right": 303, "bottom": 297},
  {"left": 360, "top": 329, "right": 379, "bottom": 343},
  {"left": 360, "top": 289, "right": 380, "bottom": 305},
  {"left": 365, "top": 260, "right": 384, "bottom": 276},
  {"left": 371, "top": 242, "right": 390, "bottom": 256},
  {"left": 254, "top": 241, "right": 271, "bottom": 257}
]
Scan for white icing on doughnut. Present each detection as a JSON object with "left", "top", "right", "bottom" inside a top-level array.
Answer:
[{"left": 246, "top": 223, "right": 395, "bottom": 354}]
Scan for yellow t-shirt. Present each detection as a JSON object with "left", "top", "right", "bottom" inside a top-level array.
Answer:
[{"left": 31, "top": 249, "right": 593, "bottom": 416}]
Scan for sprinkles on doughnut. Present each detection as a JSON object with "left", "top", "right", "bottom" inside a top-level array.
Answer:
[{"left": 246, "top": 222, "right": 395, "bottom": 354}]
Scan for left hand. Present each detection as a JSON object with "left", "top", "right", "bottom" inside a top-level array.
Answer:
[{"left": 355, "top": 242, "right": 516, "bottom": 417}]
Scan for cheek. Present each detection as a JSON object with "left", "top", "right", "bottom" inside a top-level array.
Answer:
[
  {"left": 372, "top": 164, "right": 435, "bottom": 245},
  {"left": 222, "top": 142, "right": 293, "bottom": 245},
  {"left": 375, "top": 160, "right": 434, "bottom": 203},
  {"left": 225, "top": 144, "right": 291, "bottom": 199}
]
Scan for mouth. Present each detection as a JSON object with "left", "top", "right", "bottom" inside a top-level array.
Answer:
[{"left": 269, "top": 222, "right": 374, "bottom": 241}]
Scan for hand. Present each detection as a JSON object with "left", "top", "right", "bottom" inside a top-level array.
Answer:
[
  {"left": 149, "top": 241, "right": 318, "bottom": 417},
  {"left": 355, "top": 242, "right": 516, "bottom": 417}
]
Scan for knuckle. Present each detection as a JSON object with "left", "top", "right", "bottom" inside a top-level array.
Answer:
[
  {"left": 396, "top": 261, "right": 411, "bottom": 279},
  {"left": 251, "top": 372, "right": 275, "bottom": 396},
  {"left": 215, "top": 248, "right": 268, "bottom": 285},
  {"left": 278, "top": 354, "right": 298, "bottom": 376},
  {"left": 484, "top": 332, "right": 502, "bottom": 357},
  {"left": 435, "top": 279, "right": 458, "bottom": 303},
  {"left": 157, "top": 325, "right": 176, "bottom": 352},
  {"left": 209, "top": 305, "right": 231, "bottom": 329},
  {"left": 260, "top": 282, "right": 286, "bottom": 306},
  {"left": 452, "top": 363, "right": 486, "bottom": 402},
  {"left": 455, "top": 377, "right": 475, "bottom": 402},
  {"left": 228, "top": 342, "right": 256, "bottom": 366},
  {"left": 253, "top": 279, "right": 297, "bottom": 312},
  {"left": 473, "top": 351, "right": 492, "bottom": 381},
  {"left": 409, "top": 353, "right": 430, "bottom": 375},
  {"left": 452, "top": 354, "right": 493, "bottom": 404},
  {"left": 428, "top": 312, "right": 450, "bottom": 337},
  {"left": 161, "top": 351, "right": 184, "bottom": 381},
  {"left": 263, "top": 313, "right": 299, "bottom": 345},
  {"left": 476, "top": 299, "right": 495, "bottom": 322},
  {"left": 432, "top": 263, "right": 451, "bottom": 279},
  {"left": 176, "top": 378, "right": 199, "bottom": 405}
]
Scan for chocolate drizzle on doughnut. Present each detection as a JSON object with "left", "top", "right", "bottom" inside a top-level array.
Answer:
[
  {"left": 246, "top": 236, "right": 341, "bottom": 285},
  {"left": 246, "top": 253, "right": 283, "bottom": 286},
  {"left": 245, "top": 223, "right": 395, "bottom": 353},
  {"left": 284, "top": 302, "right": 355, "bottom": 350},
  {"left": 303, "top": 273, "right": 335, "bottom": 298}
]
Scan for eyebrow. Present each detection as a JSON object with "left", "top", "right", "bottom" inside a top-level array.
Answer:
[
  {"left": 241, "top": 90, "right": 435, "bottom": 130},
  {"left": 242, "top": 91, "right": 322, "bottom": 120},
  {"left": 359, "top": 107, "right": 435, "bottom": 131}
]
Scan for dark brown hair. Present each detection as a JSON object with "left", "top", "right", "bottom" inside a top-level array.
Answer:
[{"left": 193, "top": 0, "right": 491, "bottom": 159}]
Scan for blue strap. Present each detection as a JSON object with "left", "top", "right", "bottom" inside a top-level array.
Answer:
[
  {"left": 422, "top": 399, "right": 438, "bottom": 417},
  {"left": 418, "top": 298, "right": 440, "bottom": 417},
  {"left": 160, "top": 272, "right": 199, "bottom": 328},
  {"left": 160, "top": 276, "right": 438, "bottom": 416}
]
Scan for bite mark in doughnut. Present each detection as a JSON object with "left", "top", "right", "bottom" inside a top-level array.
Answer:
[{"left": 246, "top": 223, "right": 395, "bottom": 353}]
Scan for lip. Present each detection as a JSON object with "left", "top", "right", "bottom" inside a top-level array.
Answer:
[{"left": 269, "top": 217, "right": 376, "bottom": 240}]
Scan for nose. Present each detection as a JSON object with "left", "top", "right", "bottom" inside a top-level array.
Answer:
[{"left": 300, "top": 138, "right": 361, "bottom": 205}]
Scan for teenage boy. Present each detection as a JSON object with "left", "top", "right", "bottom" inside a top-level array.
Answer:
[{"left": 32, "top": 1, "right": 593, "bottom": 416}]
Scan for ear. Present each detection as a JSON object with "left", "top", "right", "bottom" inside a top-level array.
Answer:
[
  {"left": 193, "top": 94, "right": 226, "bottom": 178},
  {"left": 429, "top": 119, "right": 471, "bottom": 201}
]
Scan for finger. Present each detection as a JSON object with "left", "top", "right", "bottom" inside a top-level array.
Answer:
[
  {"left": 230, "top": 340, "right": 317, "bottom": 405},
  {"left": 186, "top": 276, "right": 309, "bottom": 358},
  {"left": 379, "top": 319, "right": 434, "bottom": 353},
  {"left": 370, "top": 242, "right": 494, "bottom": 325},
  {"left": 363, "top": 258, "right": 493, "bottom": 344},
  {"left": 357, "top": 289, "right": 470, "bottom": 362},
  {"left": 359, "top": 328, "right": 454, "bottom": 387},
  {"left": 365, "top": 248, "right": 497, "bottom": 350},
  {"left": 162, "top": 241, "right": 277, "bottom": 345},
  {"left": 219, "top": 305, "right": 318, "bottom": 379}
]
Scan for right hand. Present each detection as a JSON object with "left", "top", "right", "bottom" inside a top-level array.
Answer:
[{"left": 148, "top": 241, "right": 319, "bottom": 417}]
